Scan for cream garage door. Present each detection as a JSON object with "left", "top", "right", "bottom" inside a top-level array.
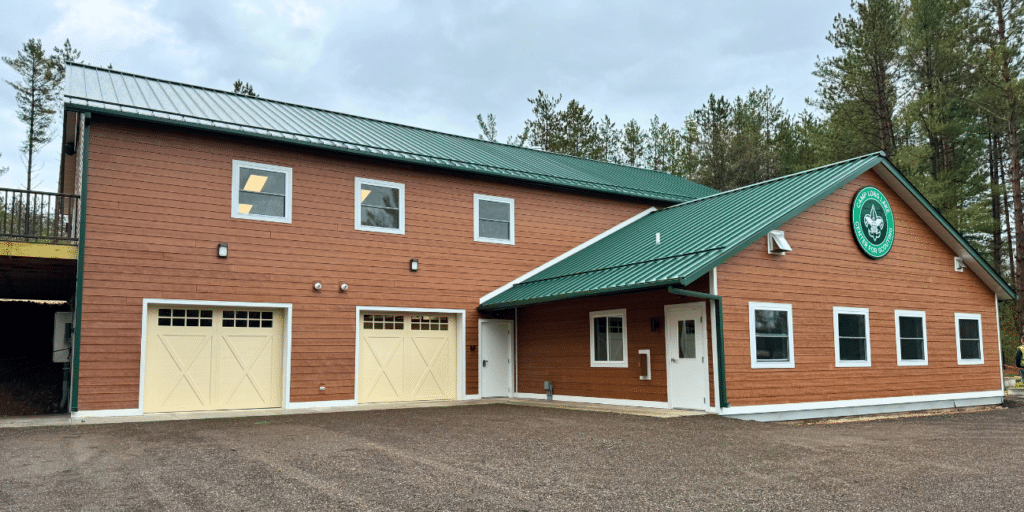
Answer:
[
  {"left": 144, "top": 306, "right": 283, "bottom": 413},
  {"left": 359, "top": 313, "right": 458, "bottom": 403}
]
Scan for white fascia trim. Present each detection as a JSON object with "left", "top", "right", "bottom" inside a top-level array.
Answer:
[
  {"left": 354, "top": 177, "right": 405, "bottom": 235},
  {"left": 354, "top": 306, "right": 468, "bottom": 403},
  {"left": 139, "top": 299, "right": 294, "bottom": 412},
  {"left": 895, "top": 310, "right": 928, "bottom": 366},
  {"left": 514, "top": 392, "right": 670, "bottom": 409},
  {"left": 479, "top": 206, "right": 657, "bottom": 304},
  {"left": 285, "top": 399, "right": 357, "bottom": 410},
  {"left": 833, "top": 306, "right": 871, "bottom": 368},
  {"left": 474, "top": 193, "right": 515, "bottom": 245},
  {"left": 720, "top": 390, "right": 1003, "bottom": 417},
  {"left": 954, "top": 312, "right": 985, "bottom": 365},
  {"left": 749, "top": 302, "right": 795, "bottom": 369},
  {"left": 72, "top": 408, "right": 143, "bottom": 419},
  {"left": 590, "top": 308, "right": 628, "bottom": 368},
  {"left": 231, "top": 160, "right": 293, "bottom": 224},
  {"left": 464, "top": 394, "right": 481, "bottom": 400}
]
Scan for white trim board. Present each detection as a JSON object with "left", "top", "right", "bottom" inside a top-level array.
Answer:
[
  {"left": 285, "top": 399, "right": 357, "bottom": 410},
  {"left": 71, "top": 408, "right": 143, "bottom": 419},
  {"left": 355, "top": 306, "right": 468, "bottom": 403},
  {"left": 479, "top": 207, "right": 657, "bottom": 304},
  {"left": 514, "top": 392, "right": 671, "bottom": 409},
  {"left": 139, "top": 298, "right": 294, "bottom": 413},
  {"left": 720, "top": 390, "right": 1003, "bottom": 422}
]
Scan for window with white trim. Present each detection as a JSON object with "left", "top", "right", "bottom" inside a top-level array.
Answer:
[
  {"left": 833, "top": 307, "right": 870, "bottom": 367},
  {"left": 895, "top": 310, "right": 927, "bottom": 366},
  {"left": 474, "top": 194, "right": 514, "bottom": 244},
  {"left": 590, "top": 309, "right": 627, "bottom": 368},
  {"left": 955, "top": 313, "right": 983, "bottom": 365},
  {"left": 231, "top": 160, "right": 292, "bottom": 223},
  {"left": 355, "top": 177, "right": 405, "bottom": 234},
  {"left": 749, "top": 302, "right": 794, "bottom": 369}
]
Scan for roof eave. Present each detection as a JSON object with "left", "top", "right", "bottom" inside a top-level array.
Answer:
[{"left": 478, "top": 278, "right": 687, "bottom": 311}]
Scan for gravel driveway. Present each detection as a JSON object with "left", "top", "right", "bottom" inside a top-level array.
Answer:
[{"left": 1, "top": 401, "right": 1021, "bottom": 511}]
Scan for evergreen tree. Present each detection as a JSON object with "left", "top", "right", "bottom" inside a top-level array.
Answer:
[
  {"left": 597, "top": 115, "right": 622, "bottom": 164},
  {"left": 476, "top": 113, "right": 498, "bottom": 142},
  {"left": 620, "top": 119, "right": 647, "bottom": 167},
  {"left": 3, "top": 39, "right": 62, "bottom": 191},
  {"left": 523, "top": 90, "right": 563, "bottom": 152},
  {"left": 232, "top": 80, "right": 258, "bottom": 97},
  {"left": 555, "top": 99, "right": 601, "bottom": 159}
]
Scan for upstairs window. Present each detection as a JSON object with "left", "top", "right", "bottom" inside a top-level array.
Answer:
[
  {"left": 474, "top": 194, "right": 514, "bottom": 244},
  {"left": 955, "top": 313, "right": 983, "bottom": 365},
  {"left": 833, "top": 307, "right": 871, "bottom": 367},
  {"left": 749, "top": 302, "right": 794, "bottom": 369},
  {"left": 232, "top": 161, "right": 292, "bottom": 223},
  {"left": 895, "top": 310, "right": 927, "bottom": 366},
  {"left": 590, "top": 309, "right": 627, "bottom": 368},
  {"left": 355, "top": 177, "right": 405, "bottom": 234}
]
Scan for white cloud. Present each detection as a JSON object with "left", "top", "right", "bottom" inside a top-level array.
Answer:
[{"left": 50, "top": 0, "right": 173, "bottom": 50}]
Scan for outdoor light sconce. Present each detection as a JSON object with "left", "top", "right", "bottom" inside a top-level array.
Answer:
[
  {"left": 217, "top": 243, "right": 228, "bottom": 258},
  {"left": 410, "top": 258, "right": 419, "bottom": 272}
]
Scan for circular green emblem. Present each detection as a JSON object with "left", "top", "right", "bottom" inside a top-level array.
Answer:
[{"left": 852, "top": 187, "right": 894, "bottom": 259}]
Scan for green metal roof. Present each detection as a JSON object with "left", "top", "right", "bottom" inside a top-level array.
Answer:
[
  {"left": 62, "top": 64, "right": 716, "bottom": 203},
  {"left": 480, "top": 152, "right": 1015, "bottom": 309}
]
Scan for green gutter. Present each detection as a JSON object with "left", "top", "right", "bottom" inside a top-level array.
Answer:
[
  {"left": 667, "top": 286, "right": 729, "bottom": 408},
  {"left": 70, "top": 112, "right": 91, "bottom": 413}
]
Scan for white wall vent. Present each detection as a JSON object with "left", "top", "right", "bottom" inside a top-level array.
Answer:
[
  {"left": 954, "top": 256, "right": 965, "bottom": 272},
  {"left": 767, "top": 230, "right": 792, "bottom": 255}
]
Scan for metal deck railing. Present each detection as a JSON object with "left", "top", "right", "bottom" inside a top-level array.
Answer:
[{"left": 0, "top": 187, "right": 80, "bottom": 244}]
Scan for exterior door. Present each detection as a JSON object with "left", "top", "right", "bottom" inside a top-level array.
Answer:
[
  {"left": 358, "top": 313, "right": 458, "bottom": 403},
  {"left": 479, "top": 320, "right": 512, "bottom": 398},
  {"left": 144, "top": 306, "right": 284, "bottom": 413},
  {"left": 665, "top": 303, "right": 709, "bottom": 410}
]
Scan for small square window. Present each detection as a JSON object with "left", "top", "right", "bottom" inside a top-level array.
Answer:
[
  {"left": 749, "top": 302, "right": 794, "bottom": 369},
  {"left": 355, "top": 177, "right": 405, "bottom": 234},
  {"left": 474, "top": 194, "right": 514, "bottom": 245},
  {"left": 955, "top": 313, "right": 983, "bottom": 365},
  {"left": 232, "top": 160, "right": 292, "bottom": 224},
  {"left": 590, "top": 309, "right": 627, "bottom": 368},
  {"left": 895, "top": 310, "right": 927, "bottom": 366},
  {"left": 833, "top": 307, "right": 870, "bottom": 367}
]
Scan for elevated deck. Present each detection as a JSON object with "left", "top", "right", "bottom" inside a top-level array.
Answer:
[{"left": 0, "top": 188, "right": 80, "bottom": 300}]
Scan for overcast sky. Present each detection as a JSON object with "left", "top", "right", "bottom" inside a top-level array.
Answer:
[{"left": 0, "top": 0, "right": 853, "bottom": 192}]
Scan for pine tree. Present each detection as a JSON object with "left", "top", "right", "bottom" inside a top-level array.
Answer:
[
  {"left": 620, "top": 119, "right": 647, "bottom": 167},
  {"left": 476, "top": 113, "right": 498, "bottom": 142},
  {"left": 3, "top": 39, "right": 62, "bottom": 191},
  {"left": 232, "top": 80, "right": 258, "bottom": 97}
]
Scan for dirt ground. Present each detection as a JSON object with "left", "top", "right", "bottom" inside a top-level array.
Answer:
[
  {"left": 0, "top": 358, "right": 64, "bottom": 416},
  {"left": 2, "top": 400, "right": 1022, "bottom": 511}
]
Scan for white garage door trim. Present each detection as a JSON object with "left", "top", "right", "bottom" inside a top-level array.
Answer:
[
  {"left": 354, "top": 306, "right": 467, "bottom": 404},
  {"left": 139, "top": 298, "right": 293, "bottom": 412}
]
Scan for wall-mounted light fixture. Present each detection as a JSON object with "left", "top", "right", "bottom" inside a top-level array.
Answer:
[
  {"left": 410, "top": 258, "right": 419, "bottom": 272},
  {"left": 217, "top": 243, "right": 228, "bottom": 258}
]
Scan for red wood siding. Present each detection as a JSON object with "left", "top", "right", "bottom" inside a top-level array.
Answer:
[
  {"left": 76, "top": 116, "right": 659, "bottom": 411},
  {"left": 515, "top": 276, "right": 714, "bottom": 405},
  {"left": 717, "top": 170, "right": 1002, "bottom": 407}
]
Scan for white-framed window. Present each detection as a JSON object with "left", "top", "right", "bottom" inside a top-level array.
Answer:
[
  {"left": 474, "top": 194, "right": 514, "bottom": 245},
  {"left": 749, "top": 302, "right": 794, "bottom": 369},
  {"left": 895, "top": 310, "right": 928, "bottom": 366},
  {"left": 590, "top": 309, "right": 627, "bottom": 368},
  {"left": 355, "top": 177, "right": 405, "bottom": 235},
  {"left": 833, "top": 307, "right": 870, "bottom": 367},
  {"left": 231, "top": 160, "right": 292, "bottom": 223},
  {"left": 955, "top": 313, "right": 984, "bottom": 365}
]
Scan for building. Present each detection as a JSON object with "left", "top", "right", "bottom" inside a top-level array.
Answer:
[{"left": 1, "top": 63, "right": 1011, "bottom": 422}]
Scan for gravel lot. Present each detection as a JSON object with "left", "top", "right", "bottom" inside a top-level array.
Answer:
[{"left": 1, "top": 400, "right": 1021, "bottom": 511}]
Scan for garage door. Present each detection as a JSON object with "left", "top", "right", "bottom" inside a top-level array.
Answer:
[
  {"left": 358, "top": 313, "right": 457, "bottom": 403},
  {"left": 143, "top": 306, "right": 284, "bottom": 413}
]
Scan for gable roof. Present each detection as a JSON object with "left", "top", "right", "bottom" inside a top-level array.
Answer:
[
  {"left": 479, "top": 152, "right": 1015, "bottom": 310},
  {"left": 62, "top": 64, "right": 717, "bottom": 203}
]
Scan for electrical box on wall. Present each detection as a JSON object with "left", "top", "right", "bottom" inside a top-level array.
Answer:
[{"left": 53, "top": 312, "right": 73, "bottom": 363}]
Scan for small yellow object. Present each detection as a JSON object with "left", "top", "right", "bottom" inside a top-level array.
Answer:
[
  {"left": 360, "top": 189, "right": 371, "bottom": 203},
  {"left": 238, "top": 204, "right": 253, "bottom": 214},
  {"left": 243, "top": 174, "right": 268, "bottom": 192}
]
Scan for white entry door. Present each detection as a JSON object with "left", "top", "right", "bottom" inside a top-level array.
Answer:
[
  {"left": 665, "top": 303, "right": 709, "bottom": 410},
  {"left": 479, "top": 320, "right": 513, "bottom": 398}
]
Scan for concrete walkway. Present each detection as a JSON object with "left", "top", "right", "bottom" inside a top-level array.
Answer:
[{"left": 0, "top": 397, "right": 704, "bottom": 428}]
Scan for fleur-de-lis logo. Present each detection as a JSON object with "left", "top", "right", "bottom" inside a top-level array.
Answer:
[{"left": 863, "top": 205, "right": 885, "bottom": 242}]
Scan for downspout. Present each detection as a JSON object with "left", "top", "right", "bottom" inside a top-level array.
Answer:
[
  {"left": 70, "top": 112, "right": 91, "bottom": 413},
  {"left": 668, "top": 286, "right": 729, "bottom": 408}
]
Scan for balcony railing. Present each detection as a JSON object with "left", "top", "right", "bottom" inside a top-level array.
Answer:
[{"left": 0, "top": 187, "right": 80, "bottom": 244}]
